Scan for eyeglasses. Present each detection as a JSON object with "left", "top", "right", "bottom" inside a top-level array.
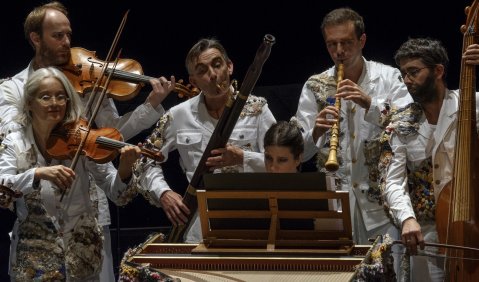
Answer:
[
  {"left": 36, "top": 94, "right": 69, "bottom": 106},
  {"left": 398, "top": 67, "right": 428, "bottom": 82}
]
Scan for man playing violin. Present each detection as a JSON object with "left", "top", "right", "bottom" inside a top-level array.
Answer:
[
  {"left": 0, "top": 1, "right": 174, "bottom": 280},
  {"left": 131, "top": 38, "right": 277, "bottom": 243}
]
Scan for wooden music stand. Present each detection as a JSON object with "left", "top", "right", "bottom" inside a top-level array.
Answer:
[{"left": 194, "top": 172, "right": 354, "bottom": 255}]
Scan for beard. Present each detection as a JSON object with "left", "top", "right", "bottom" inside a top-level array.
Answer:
[
  {"left": 38, "top": 41, "right": 71, "bottom": 67},
  {"left": 408, "top": 73, "right": 438, "bottom": 104}
]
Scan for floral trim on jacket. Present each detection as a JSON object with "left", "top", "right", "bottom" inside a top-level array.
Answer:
[
  {"left": 407, "top": 159, "right": 434, "bottom": 222},
  {"left": 378, "top": 103, "right": 435, "bottom": 226},
  {"left": 119, "top": 233, "right": 179, "bottom": 282},
  {"left": 306, "top": 73, "right": 345, "bottom": 174},
  {"left": 13, "top": 190, "right": 103, "bottom": 281},
  {"left": 8, "top": 135, "right": 104, "bottom": 281},
  {"left": 0, "top": 133, "right": 15, "bottom": 210},
  {"left": 145, "top": 114, "right": 172, "bottom": 153},
  {"left": 354, "top": 234, "right": 396, "bottom": 281},
  {"left": 13, "top": 190, "right": 66, "bottom": 281},
  {"left": 221, "top": 95, "right": 265, "bottom": 173},
  {"left": 130, "top": 114, "right": 172, "bottom": 208},
  {"left": 239, "top": 95, "right": 267, "bottom": 117},
  {"left": 364, "top": 136, "right": 383, "bottom": 203}
]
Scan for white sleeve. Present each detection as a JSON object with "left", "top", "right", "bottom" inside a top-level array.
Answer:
[
  {"left": 243, "top": 103, "right": 276, "bottom": 172},
  {"left": 365, "top": 68, "right": 412, "bottom": 127},
  {"left": 93, "top": 97, "right": 164, "bottom": 141},
  {"left": 0, "top": 80, "right": 23, "bottom": 134},
  {"left": 383, "top": 134, "right": 416, "bottom": 226},
  {"left": 295, "top": 83, "right": 322, "bottom": 161}
]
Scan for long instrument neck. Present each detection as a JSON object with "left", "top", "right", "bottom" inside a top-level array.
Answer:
[
  {"left": 438, "top": 13, "right": 479, "bottom": 280},
  {"left": 451, "top": 29, "right": 477, "bottom": 224},
  {"left": 106, "top": 68, "right": 154, "bottom": 84}
]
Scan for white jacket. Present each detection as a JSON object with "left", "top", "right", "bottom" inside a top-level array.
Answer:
[
  {"left": 0, "top": 125, "right": 130, "bottom": 281},
  {"left": 295, "top": 58, "right": 412, "bottom": 233},
  {"left": 384, "top": 89, "right": 479, "bottom": 226},
  {"left": 135, "top": 93, "right": 276, "bottom": 242},
  {"left": 0, "top": 62, "right": 164, "bottom": 226}
]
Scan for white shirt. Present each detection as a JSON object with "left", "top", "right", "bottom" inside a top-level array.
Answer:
[
  {"left": 135, "top": 93, "right": 276, "bottom": 242},
  {"left": 0, "top": 125, "right": 130, "bottom": 280},
  {"left": 295, "top": 58, "right": 413, "bottom": 232},
  {"left": 0, "top": 62, "right": 165, "bottom": 226},
  {"left": 383, "top": 89, "right": 479, "bottom": 226}
]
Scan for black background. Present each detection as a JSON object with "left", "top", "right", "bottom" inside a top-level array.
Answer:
[
  {"left": 0, "top": 1, "right": 472, "bottom": 88},
  {"left": 0, "top": 0, "right": 474, "bottom": 279}
]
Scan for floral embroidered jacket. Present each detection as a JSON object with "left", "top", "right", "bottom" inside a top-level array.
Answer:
[
  {"left": 0, "top": 62, "right": 165, "bottom": 227},
  {"left": 380, "top": 89, "right": 479, "bottom": 227},
  {"left": 132, "top": 92, "right": 276, "bottom": 243},
  {"left": 0, "top": 125, "right": 135, "bottom": 281},
  {"left": 295, "top": 58, "right": 412, "bottom": 234}
]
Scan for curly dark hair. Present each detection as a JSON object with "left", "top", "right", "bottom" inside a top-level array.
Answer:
[{"left": 394, "top": 38, "right": 449, "bottom": 81}]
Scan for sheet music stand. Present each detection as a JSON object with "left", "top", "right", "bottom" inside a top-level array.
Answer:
[{"left": 194, "top": 172, "right": 354, "bottom": 255}]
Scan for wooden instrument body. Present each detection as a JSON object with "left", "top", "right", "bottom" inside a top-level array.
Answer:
[{"left": 435, "top": 1, "right": 479, "bottom": 280}]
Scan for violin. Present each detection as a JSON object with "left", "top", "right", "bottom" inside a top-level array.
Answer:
[
  {"left": 61, "top": 47, "right": 199, "bottom": 101},
  {"left": 46, "top": 118, "right": 163, "bottom": 164}
]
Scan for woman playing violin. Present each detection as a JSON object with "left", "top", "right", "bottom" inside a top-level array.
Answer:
[
  {"left": 0, "top": 2, "right": 174, "bottom": 280},
  {"left": 0, "top": 67, "right": 141, "bottom": 281}
]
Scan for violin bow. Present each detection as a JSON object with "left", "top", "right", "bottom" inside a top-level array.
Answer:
[
  {"left": 368, "top": 237, "right": 479, "bottom": 260},
  {"left": 84, "top": 10, "right": 130, "bottom": 115},
  {"left": 60, "top": 10, "right": 129, "bottom": 202},
  {"left": 391, "top": 240, "right": 479, "bottom": 253}
]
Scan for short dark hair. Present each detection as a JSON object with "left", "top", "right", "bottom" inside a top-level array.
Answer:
[
  {"left": 321, "top": 7, "right": 365, "bottom": 39},
  {"left": 394, "top": 38, "right": 449, "bottom": 80},
  {"left": 185, "top": 38, "right": 230, "bottom": 74},
  {"left": 264, "top": 120, "right": 304, "bottom": 159}
]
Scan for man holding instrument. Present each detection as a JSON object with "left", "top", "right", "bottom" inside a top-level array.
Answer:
[
  {"left": 380, "top": 38, "right": 479, "bottom": 281},
  {"left": 296, "top": 7, "right": 411, "bottom": 244},
  {"left": 0, "top": 1, "right": 174, "bottom": 280},
  {"left": 132, "top": 38, "right": 276, "bottom": 243},
  {"left": 294, "top": 8, "right": 412, "bottom": 278}
]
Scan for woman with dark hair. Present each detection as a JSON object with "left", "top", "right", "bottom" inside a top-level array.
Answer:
[{"left": 263, "top": 120, "right": 304, "bottom": 173}]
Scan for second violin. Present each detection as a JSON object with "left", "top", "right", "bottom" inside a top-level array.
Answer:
[
  {"left": 61, "top": 47, "right": 199, "bottom": 101},
  {"left": 46, "top": 119, "right": 164, "bottom": 164}
]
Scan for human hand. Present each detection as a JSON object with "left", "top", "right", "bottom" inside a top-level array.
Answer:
[
  {"left": 312, "top": 105, "right": 339, "bottom": 143},
  {"left": 463, "top": 44, "right": 479, "bottom": 65},
  {"left": 206, "top": 144, "right": 244, "bottom": 169},
  {"left": 401, "top": 217, "right": 425, "bottom": 255},
  {"left": 147, "top": 75, "right": 176, "bottom": 108},
  {"left": 118, "top": 145, "right": 141, "bottom": 181},
  {"left": 160, "top": 190, "right": 190, "bottom": 226},
  {"left": 336, "top": 79, "right": 371, "bottom": 110},
  {"left": 35, "top": 165, "right": 75, "bottom": 191}
]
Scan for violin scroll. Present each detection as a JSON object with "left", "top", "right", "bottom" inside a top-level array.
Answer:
[{"left": 174, "top": 79, "right": 200, "bottom": 99}]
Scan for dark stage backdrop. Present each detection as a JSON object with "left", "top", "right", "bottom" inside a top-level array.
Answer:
[{"left": 0, "top": 0, "right": 474, "bottom": 279}]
